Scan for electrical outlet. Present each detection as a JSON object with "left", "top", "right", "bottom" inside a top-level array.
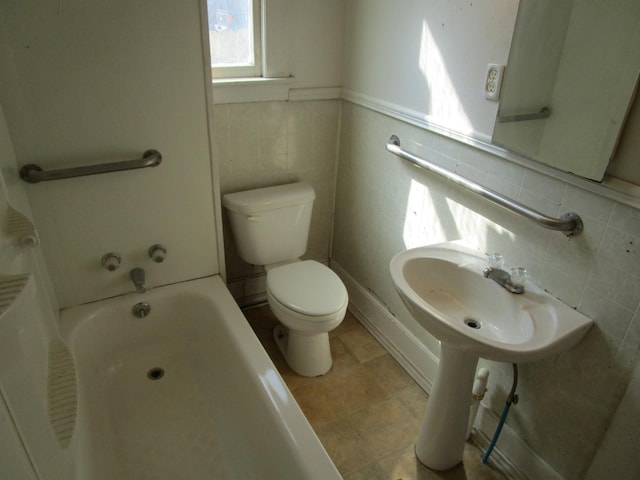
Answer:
[{"left": 484, "top": 64, "right": 504, "bottom": 101}]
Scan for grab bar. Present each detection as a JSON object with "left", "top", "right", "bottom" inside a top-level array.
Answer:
[
  {"left": 19, "top": 149, "right": 162, "bottom": 184},
  {"left": 386, "top": 135, "right": 582, "bottom": 237},
  {"left": 497, "top": 107, "right": 551, "bottom": 123}
]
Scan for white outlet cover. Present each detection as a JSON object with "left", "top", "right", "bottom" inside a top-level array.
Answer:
[{"left": 484, "top": 64, "right": 504, "bottom": 101}]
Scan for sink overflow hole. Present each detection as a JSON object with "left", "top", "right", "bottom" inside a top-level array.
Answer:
[
  {"left": 464, "top": 318, "right": 481, "bottom": 329},
  {"left": 147, "top": 367, "right": 165, "bottom": 380}
]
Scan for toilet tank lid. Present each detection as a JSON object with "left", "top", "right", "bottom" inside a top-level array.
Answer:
[{"left": 222, "top": 182, "right": 315, "bottom": 214}]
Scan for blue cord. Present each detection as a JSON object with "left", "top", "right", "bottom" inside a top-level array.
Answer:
[
  {"left": 482, "top": 363, "right": 519, "bottom": 464},
  {"left": 482, "top": 402, "right": 511, "bottom": 463}
]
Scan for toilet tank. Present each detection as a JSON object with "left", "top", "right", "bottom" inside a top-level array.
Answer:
[{"left": 222, "top": 182, "right": 316, "bottom": 266}]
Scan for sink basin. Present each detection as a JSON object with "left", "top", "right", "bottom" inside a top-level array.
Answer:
[
  {"left": 389, "top": 241, "right": 593, "bottom": 470},
  {"left": 390, "top": 242, "right": 592, "bottom": 363}
]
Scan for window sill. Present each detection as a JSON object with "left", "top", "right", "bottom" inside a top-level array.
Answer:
[
  {"left": 212, "top": 76, "right": 292, "bottom": 86},
  {"left": 211, "top": 77, "right": 293, "bottom": 104}
]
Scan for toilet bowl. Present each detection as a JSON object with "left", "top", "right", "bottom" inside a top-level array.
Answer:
[
  {"left": 267, "top": 260, "right": 348, "bottom": 377},
  {"left": 222, "top": 182, "right": 349, "bottom": 377}
]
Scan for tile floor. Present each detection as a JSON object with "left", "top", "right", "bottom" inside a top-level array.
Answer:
[{"left": 244, "top": 306, "right": 507, "bottom": 480}]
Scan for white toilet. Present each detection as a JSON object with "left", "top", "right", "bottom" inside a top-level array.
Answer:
[{"left": 222, "top": 182, "right": 348, "bottom": 377}]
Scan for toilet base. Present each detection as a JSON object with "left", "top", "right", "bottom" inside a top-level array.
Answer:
[{"left": 273, "top": 324, "right": 333, "bottom": 377}]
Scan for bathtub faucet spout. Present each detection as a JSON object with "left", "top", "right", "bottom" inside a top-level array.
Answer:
[{"left": 130, "top": 268, "right": 146, "bottom": 294}]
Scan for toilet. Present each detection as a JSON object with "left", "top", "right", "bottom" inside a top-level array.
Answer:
[{"left": 222, "top": 182, "right": 348, "bottom": 377}]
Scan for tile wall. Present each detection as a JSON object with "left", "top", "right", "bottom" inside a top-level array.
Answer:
[{"left": 332, "top": 101, "right": 640, "bottom": 479}]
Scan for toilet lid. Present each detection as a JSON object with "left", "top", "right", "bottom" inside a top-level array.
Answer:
[{"left": 267, "top": 261, "right": 347, "bottom": 316}]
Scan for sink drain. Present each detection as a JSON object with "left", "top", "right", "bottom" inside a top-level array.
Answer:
[
  {"left": 147, "top": 367, "right": 165, "bottom": 380},
  {"left": 464, "top": 318, "right": 482, "bottom": 329}
]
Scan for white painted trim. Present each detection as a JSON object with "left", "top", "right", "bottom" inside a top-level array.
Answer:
[
  {"left": 199, "top": 0, "right": 226, "bottom": 281},
  {"left": 341, "top": 89, "right": 640, "bottom": 210},
  {"left": 212, "top": 81, "right": 341, "bottom": 104},
  {"left": 331, "top": 259, "right": 562, "bottom": 480},
  {"left": 288, "top": 87, "right": 342, "bottom": 102},
  {"left": 212, "top": 79, "right": 292, "bottom": 104},
  {"left": 341, "top": 89, "right": 493, "bottom": 145}
]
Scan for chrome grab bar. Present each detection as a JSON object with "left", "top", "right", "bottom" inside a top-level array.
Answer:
[
  {"left": 386, "top": 135, "right": 583, "bottom": 237},
  {"left": 497, "top": 106, "right": 551, "bottom": 123},
  {"left": 19, "top": 149, "right": 162, "bottom": 184}
]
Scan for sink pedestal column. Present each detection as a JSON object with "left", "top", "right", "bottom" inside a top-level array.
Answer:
[{"left": 415, "top": 343, "right": 479, "bottom": 470}]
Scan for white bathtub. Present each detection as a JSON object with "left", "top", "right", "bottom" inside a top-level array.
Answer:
[{"left": 59, "top": 275, "right": 341, "bottom": 480}]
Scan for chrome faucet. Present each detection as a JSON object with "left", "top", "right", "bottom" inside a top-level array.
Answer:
[
  {"left": 482, "top": 267, "right": 524, "bottom": 294},
  {"left": 130, "top": 268, "right": 146, "bottom": 294}
]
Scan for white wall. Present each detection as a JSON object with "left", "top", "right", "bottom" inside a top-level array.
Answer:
[
  {"left": 342, "top": 0, "right": 518, "bottom": 142},
  {"left": 0, "top": 0, "right": 221, "bottom": 307}
]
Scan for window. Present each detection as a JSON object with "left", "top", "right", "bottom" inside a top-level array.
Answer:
[{"left": 207, "top": 0, "right": 262, "bottom": 79}]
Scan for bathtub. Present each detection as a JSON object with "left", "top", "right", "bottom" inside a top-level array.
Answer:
[{"left": 58, "top": 275, "right": 341, "bottom": 480}]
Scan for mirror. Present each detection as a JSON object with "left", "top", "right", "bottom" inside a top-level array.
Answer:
[{"left": 492, "top": 0, "right": 640, "bottom": 182}]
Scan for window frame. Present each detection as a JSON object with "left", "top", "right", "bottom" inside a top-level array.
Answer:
[{"left": 210, "top": 0, "right": 262, "bottom": 80}]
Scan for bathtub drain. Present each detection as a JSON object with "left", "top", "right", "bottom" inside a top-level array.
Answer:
[{"left": 147, "top": 367, "right": 165, "bottom": 380}]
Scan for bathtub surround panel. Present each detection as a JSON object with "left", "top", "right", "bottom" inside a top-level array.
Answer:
[
  {"left": 333, "top": 101, "right": 640, "bottom": 479},
  {"left": 0, "top": 105, "right": 70, "bottom": 477},
  {"left": 0, "top": 1, "right": 220, "bottom": 307},
  {"left": 214, "top": 100, "right": 340, "bottom": 303}
]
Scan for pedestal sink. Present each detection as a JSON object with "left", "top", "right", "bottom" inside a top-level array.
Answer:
[{"left": 389, "top": 241, "right": 593, "bottom": 470}]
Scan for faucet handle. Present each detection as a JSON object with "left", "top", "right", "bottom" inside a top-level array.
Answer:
[
  {"left": 510, "top": 267, "right": 527, "bottom": 289},
  {"left": 102, "top": 252, "right": 121, "bottom": 271},
  {"left": 149, "top": 244, "right": 167, "bottom": 263},
  {"left": 487, "top": 253, "right": 504, "bottom": 269}
]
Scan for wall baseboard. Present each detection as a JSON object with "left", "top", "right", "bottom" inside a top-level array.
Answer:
[{"left": 331, "top": 260, "right": 561, "bottom": 480}]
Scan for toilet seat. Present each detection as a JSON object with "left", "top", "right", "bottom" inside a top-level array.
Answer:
[{"left": 266, "top": 260, "right": 348, "bottom": 317}]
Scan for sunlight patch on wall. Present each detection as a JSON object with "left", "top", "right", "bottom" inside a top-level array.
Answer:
[
  {"left": 402, "top": 177, "right": 516, "bottom": 252},
  {"left": 403, "top": 179, "right": 447, "bottom": 249},
  {"left": 444, "top": 197, "right": 515, "bottom": 253},
  {"left": 419, "top": 20, "right": 473, "bottom": 136}
]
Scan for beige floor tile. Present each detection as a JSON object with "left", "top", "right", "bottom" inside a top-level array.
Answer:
[
  {"left": 351, "top": 398, "right": 420, "bottom": 459},
  {"left": 330, "top": 336, "right": 361, "bottom": 374},
  {"left": 339, "top": 324, "right": 388, "bottom": 363},
  {"left": 292, "top": 382, "right": 341, "bottom": 428},
  {"left": 394, "top": 384, "right": 429, "bottom": 420},
  {"left": 331, "top": 310, "right": 362, "bottom": 338},
  {"left": 364, "top": 354, "right": 416, "bottom": 395},
  {"left": 315, "top": 419, "right": 374, "bottom": 475},
  {"left": 324, "top": 366, "right": 389, "bottom": 415},
  {"left": 378, "top": 445, "right": 440, "bottom": 480},
  {"left": 343, "top": 462, "right": 388, "bottom": 480},
  {"left": 278, "top": 362, "right": 318, "bottom": 391}
]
